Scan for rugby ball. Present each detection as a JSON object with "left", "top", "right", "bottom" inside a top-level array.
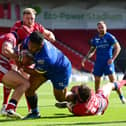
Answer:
[{"left": 19, "top": 50, "right": 34, "bottom": 66}]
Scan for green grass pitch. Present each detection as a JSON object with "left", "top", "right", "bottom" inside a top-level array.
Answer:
[{"left": 0, "top": 81, "right": 126, "bottom": 126}]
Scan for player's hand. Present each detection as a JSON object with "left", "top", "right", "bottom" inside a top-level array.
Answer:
[
  {"left": 67, "top": 102, "right": 75, "bottom": 112},
  {"left": 48, "top": 34, "right": 56, "bottom": 43},
  {"left": 107, "top": 58, "right": 113, "bottom": 65},
  {"left": 81, "top": 58, "right": 86, "bottom": 67}
]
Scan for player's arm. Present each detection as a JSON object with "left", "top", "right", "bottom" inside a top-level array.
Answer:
[
  {"left": 82, "top": 46, "right": 96, "bottom": 67},
  {"left": 67, "top": 102, "right": 75, "bottom": 113},
  {"left": 2, "top": 41, "right": 17, "bottom": 60},
  {"left": 43, "top": 28, "right": 56, "bottom": 43},
  {"left": 23, "top": 66, "right": 46, "bottom": 76},
  {"left": 108, "top": 42, "right": 121, "bottom": 65},
  {"left": 22, "top": 67, "right": 37, "bottom": 75},
  {"left": 112, "top": 42, "right": 121, "bottom": 61}
]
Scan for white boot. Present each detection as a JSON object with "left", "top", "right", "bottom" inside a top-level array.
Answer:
[{"left": 0, "top": 104, "right": 7, "bottom": 116}]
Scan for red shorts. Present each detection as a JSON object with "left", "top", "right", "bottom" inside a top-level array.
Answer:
[
  {"left": 96, "top": 90, "right": 109, "bottom": 115},
  {"left": 0, "top": 55, "right": 11, "bottom": 81}
]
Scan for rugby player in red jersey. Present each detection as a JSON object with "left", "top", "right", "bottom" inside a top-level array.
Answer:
[
  {"left": 0, "top": 32, "right": 30, "bottom": 118},
  {"left": 56, "top": 80, "right": 126, "bottom": 116},
  {"left": 1, "top": 7, "right": 56, "bottom": 115}
]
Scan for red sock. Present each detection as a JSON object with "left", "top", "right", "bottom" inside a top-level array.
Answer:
[
  {"left": 25, "top": 94, "right": 31, "bottom": 112},
  {"left": 3, "top": 86, "right": 11, "bottom": 105},
  {"left": 6, "top": 103, "right": 16, "bottom": 111},
  {"left": 117, "top": 80, "right": 126, "bottom": 89},
  {"left": 6, "top": 99, "right": 17, "bottom": 111}
]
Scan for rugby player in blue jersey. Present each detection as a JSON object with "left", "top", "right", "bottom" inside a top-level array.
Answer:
[
  {"left": 82, "top": 21, "right": 126, "bottom": 104},
  {"left": 20, "top": 31, "right": 72, "bottom": 119}
]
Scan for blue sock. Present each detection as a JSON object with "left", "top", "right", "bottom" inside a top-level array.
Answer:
[
  {"left": 114, "top": 82, "right": 118, "bottom": 90},
  {"left": 32, "top": 108, "right": 39, "bottom": 114},
  {"left": 114, "top": 82, "right": 124, "bottom": 99},
  {"left": 119, "top": 95, "right": 124, "bottom": 100}
]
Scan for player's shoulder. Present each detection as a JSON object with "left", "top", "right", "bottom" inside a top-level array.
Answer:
[
  {"left": 90, "top": 34, "right": 99, "bottom": 45},
  {"left": 92, "top": 34, "right": 99, "bottom": 40},
  {"left": 105, "top": 32, "right": 114, "bottom": 37},
  {"left": 13, "top": 20, "right": 22, "bottom": 26},
  {"left": 105, "top": 32, "right": 116, "bottom": 40}
]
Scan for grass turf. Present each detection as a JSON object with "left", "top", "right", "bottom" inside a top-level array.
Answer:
[{"left": 0, "top": 81, "right": 126, "bottom": 126}]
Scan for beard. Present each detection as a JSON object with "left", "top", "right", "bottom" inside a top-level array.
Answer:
[{"left": 99, "top": 31, "right": 106, "bottom": 37}]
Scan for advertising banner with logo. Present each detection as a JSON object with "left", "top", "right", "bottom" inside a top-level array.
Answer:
[{"left": 37, "top": 6, "right": 126, "bottom": 29}]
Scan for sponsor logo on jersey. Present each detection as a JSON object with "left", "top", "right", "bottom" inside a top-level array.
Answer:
[{"left": 37, "top": 59, "right": 45, "bottom": 64}]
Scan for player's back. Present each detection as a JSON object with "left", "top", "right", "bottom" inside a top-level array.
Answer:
[
  {"left": 22, "top": 38, "right": 71, "bottom": 76},
  {"left": 34, "top": 40, "right": 71, "bottom": 72}
]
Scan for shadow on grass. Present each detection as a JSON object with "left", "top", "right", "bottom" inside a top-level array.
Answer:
[
  {"left": 0, "top": 118, "right": 21, "bottom": 122},
  {"left": 0, "top": 113, "right": 73, "bottom": 122},
  {"left": 0, "top": 114, "right": 126, "bottom": 126},
  {"left": 42, "top": 113, "right": 74, "bottom": 119},
  {"left": 42, "top": 114, "right": 126, "bottom": 125},
  {"left": 1, "top": 119, "right": 126, "bottom": 126},
  {"left": 53, "top": 121, "right": 126, "bottom": 125}
]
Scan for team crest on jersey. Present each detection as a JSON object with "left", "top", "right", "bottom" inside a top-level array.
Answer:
[
  {"left": 95, "top": 38, "right": 100, "bottom": 43},
  {"left": 58, "top": 82, "right": 64, "bottom": 87},
  {"left": 95, "top": 38, "right": 100, "bottom": 41},
  {"left": 37, "top": 59, "right": 45, "bottom": 64},
  {"left": 103, "top": 39, "right": 107, "bottom": 43}
]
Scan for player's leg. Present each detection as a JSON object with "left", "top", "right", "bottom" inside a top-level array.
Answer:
[
  {"left": 54, "top": 87, "right": 74, "bottom": 108},
  {"left": 0, "top": 86, "right": 11, "bottom": 115},
  {"left": 113, "top": 80, "right": 126, "bottom": 102},
  {"left": 108, "top": 74, "right": 126, "bottom": 104},
  {"left": 19, "top": 68, "right": 31, "bottom": 112},
  {"left": 101, "top": 82, "right": 114, "bottom": 98},
  {"left": 116, "top": 80, "right": 126, "bottom": 88},
  {"left": 53, "top": 62, "right": 71, "bottom": 102},
  {"left": 93, "top": 61, "right": 104, "bottom": 92},
  {"left": 105, "top": 62, "right": 126, "bottom": 103},
  {"left": 2, "top": 70, "right": 30, "bottom": 118},
  {"left": 53, "top": 87, "right": 74, "bottom": 102},
  {"left": 3, "top": 86, "right": 11, "bottom": 105},
  {"left": 123, "top": 73, "right": 126, "bottom": 79},
  {"left": 94, "top": 76, "right": 102, "bottom": 92},
  {"left": 1, "top": 62, "right": 17, "bottom": 115},
  {"left": 102, "top": 80, "right": 126, "bottom": 98},
  {"left": 53, "top": 65, "right": 72, "bottom": 108},
  {"left": 24, "top": 74, "right": 47, "bottom": 119}
]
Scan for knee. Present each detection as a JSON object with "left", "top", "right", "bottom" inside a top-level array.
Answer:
[
  {"left": 21, "top": 80, "right": 30, "bottom": 92},
  {"left": 25, "top": 81, "right": 30, "bottom": 90}
]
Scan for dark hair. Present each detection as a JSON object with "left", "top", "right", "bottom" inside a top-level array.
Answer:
[
  {"left": 29, "top": 31, "right": 44, "bottom": 45},
  {"left": 78, "top": 84, "right": 91, "bottom": 102}
]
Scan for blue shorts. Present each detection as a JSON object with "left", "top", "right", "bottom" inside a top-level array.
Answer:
[
  {"left": 93, "top": 60, "right": 115, "bottom": 77},
  {"left": 50, "top": 63, "right": 72, "bottom": 90}
]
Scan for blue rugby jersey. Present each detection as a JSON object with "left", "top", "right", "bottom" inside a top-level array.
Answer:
[
  {"left": 90, "top": 32, "right": 118, "bottom": 61},
  {"left": 22, "top": 37, "right": 71, "bottom": 79}
]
